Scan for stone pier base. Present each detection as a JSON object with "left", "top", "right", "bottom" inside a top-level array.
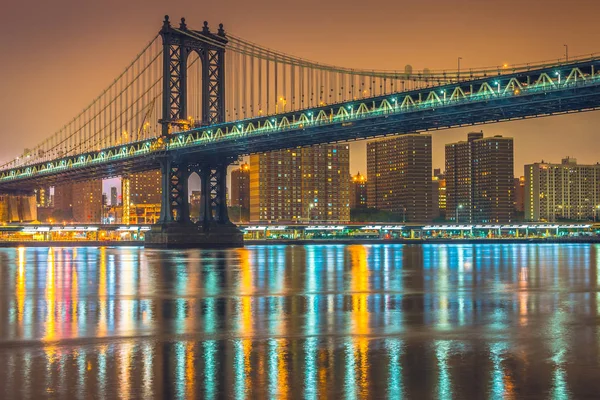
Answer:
[{"left": 144, "top": 222, "right": 244, "bottom": 249}]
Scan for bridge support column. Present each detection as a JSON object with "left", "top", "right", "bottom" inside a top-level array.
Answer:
[{"left": 145, "top": 155, "right": 243, "bottom": 249}]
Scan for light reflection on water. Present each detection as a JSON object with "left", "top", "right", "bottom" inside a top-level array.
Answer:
[{"left": 0, "top": 244, "right": 599, "bottom": 398}]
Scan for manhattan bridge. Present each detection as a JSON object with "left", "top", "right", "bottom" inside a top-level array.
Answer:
[{"left": 1, "top": 15, "right": 600, "bottom": 246}]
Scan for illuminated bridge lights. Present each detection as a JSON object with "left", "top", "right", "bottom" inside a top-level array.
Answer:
[{"left": 2, "top": 64, "right": 600, "bottom": 184}]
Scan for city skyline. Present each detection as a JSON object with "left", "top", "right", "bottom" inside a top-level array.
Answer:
[{"left": 2, "top": 0, "right": 600, "bottom": 176}]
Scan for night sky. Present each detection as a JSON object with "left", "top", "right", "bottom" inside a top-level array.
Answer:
[{"left": 2, "top": 0, "right": 600, "bottom": 185}]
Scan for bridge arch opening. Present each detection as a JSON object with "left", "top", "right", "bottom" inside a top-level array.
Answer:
[{"left": 186, "top": 51, "right": 203, "bottom": 128}]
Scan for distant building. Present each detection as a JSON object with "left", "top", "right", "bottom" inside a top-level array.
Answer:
[
  {"left": 249, "top": 144, "right": 350, "bottom": 222},
  {"left": 127, "top": 171, "right": 162, "bottom": 204},
  {"left": 122, "top": 170, "right": 162, "bottom": 224},
  {"left": 446, "top": 131, "right": 514, "bottom": 223},
  {"left": 525, "top": 157, "right": 600, "bottom": 221},
  {"left": 110, "top": 186, "right": 118, "bottom": 206},
  {"left": 514, "top": 176, "right": 525, "bottom": 213},
  {"left": 432, "top": 170, "right": 446, "bottom": 220},
  {"left": 72, "top": 180, "right": 103, "bottom": 223},
  {"left": 350, "top": 172, "right": 368, "bottom": 209},
  {"left": 190, "top": 191, "right": 201, "bottom": 221},
  {"left": 367, "top": 134, "right": 433, "bottom": 222},
  {"left": 472, "top": 135, "right": 514, "bottom": 223},
  {"left": 231, "top": 163, "right": 250, "bottom": 220},
  {"left": 53, "top": 183, "right": 74, "bottom": 221}
]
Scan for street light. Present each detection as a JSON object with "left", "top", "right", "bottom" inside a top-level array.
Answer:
[
  {"left": 456, "top": 204, "right": 464, "bottom": 224},
  {"left": 564, "top": 44, "right": 569, "bottom": 61},
  {"left": 457, "top": 57, "right": 462, "bottom": 81}
]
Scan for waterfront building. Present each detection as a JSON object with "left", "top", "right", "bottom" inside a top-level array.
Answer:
[
  {"left": 125, "top": 171, "right": 162, "bottom": 204},
  {"left": 350, "top": 172, "right": 368, "bottom": 209},
  {"left": 72, "top": 180, "right": 103, "bottom": 223},
  {"left": 249, "top": 144, "right": 350, "bottom": 222},
  {"left": 231, "top": 163, "right": 250, "bottom": 221},
  {"left": 122, "top": 170, "right": 161, "bottom": 224},
  {"left": 53, "top": 183, "right": 73, "bottom": 219},
  {"left": 446, "top": 131, "right": 514, "bottom": 223},
  {"left": 525, "top": 157, "right": 600, "bottom": 221},
  {"left": 514, "top": 176, "right": 525, "bottom": 214},
  {"left": 432, "top": 170, "right": 446, "bottom": 220},
  {"left": 126, "top": 204, "right": 160, "bottom": 224},
  {"left": 110, "top": 186, "right": 118, "bottom": 206},
  {"left": 367, "top": 134, "right": 432, "bottom": 222}
]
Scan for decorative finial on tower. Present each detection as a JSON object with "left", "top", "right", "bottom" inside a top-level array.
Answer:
[
  {"left": 218, "top": 23, "right": 225, "bottom": 36},
  {"left": 180, "top": 17, "right": 187, "bottom": 30},
  {"left": 203, "top": 21, "right": 210, "bottom": 33},
  {"left": 163, "top": 15, "right": 171, "bottom": 29}
]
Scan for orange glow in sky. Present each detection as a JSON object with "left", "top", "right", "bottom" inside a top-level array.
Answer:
[{"left": 2, "top": 0, "right": 600, "bottom": 177}]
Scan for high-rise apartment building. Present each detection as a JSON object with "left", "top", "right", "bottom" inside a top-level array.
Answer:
[
  {"left": 514, "top": 176, "right": 525, "bottom": 214},
  {"left": 72, "top": 180, "right": 103, "bottom": 223},
  {"left": 126, "top": 171, "right": 162, "bottom": 204},
  {"left": 367, "top": 134, "right": 432, "bottom": 222},
  {"left": 472, "top": 135, "right": 514, "bottom": 223},
  {"left": 525, "top": 157, "right": 600, "bottom": 221},
  {"left": 53, "top": 183, "right": 74, "bottom": 219},
  {"left": 122, "top": 170, "right": 162, "bottom": 224},
  {"left": 350, "top": 172, "right": 368, "bottom": 209},
  {"left": 110, "top": 186, "right": 118, "bottom": 206},
  {"left": 445, "top": 132, "right": 481, "bottom": 223},
  {"left": 249, "top": 144, "right": 350, "bottom": 222},
  {"left": 446, "top": 132, "right": 514, "bottom": 223},
  {"left": 231, "top": 163, "right": 250, "bottom": 210},
  {"left": 432, "top": 170, "right": 446, "bottom": 220}
]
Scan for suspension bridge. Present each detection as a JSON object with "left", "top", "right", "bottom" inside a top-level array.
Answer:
[{"left": 2, "top": 15, "right": 600, "bottom": 246}]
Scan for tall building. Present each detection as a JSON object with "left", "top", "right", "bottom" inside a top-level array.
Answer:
[
  {"left": 445, "top": 132, "right": 482, "bottom": 223},
  {"left": 72, "top": 180, "right": 103, "bottom": 223},
  {"left": 514, "top": 176, "right": 525, "bottom": 214},
  {"left": 122, "top": 170, "right": 162, "bottom": 224},
  {"left": 367, "top": 134, "right": 432, "bottom": 222},
  {"left": 350, "top": 172, "right": 368, "bottom": 209},
  {"left": 127, "top": 171, "right": 162, "bottom": 204},
  {"left": 472, "top": 135, "right": 514, "bottom": 223},
  {"left": 432, "top": 170, "right": 446, "bottom": 220},
  {"left": 446, "top": 132, "right": 514, "bottom": 223},
  {"left": 53, "top": 182, "right": 74, "bottom": 220},
  {"left": 110, "top": 186, "right": 118, "bottom": 206},
  {"left": 231, "top": 163, "right": 250, "bottom": 210},
  {"left": 525, "top": 157, "right": 600, "bottom": 221},
  {"left": 249, "top": 144, "right": 350, "bottom": 222}
]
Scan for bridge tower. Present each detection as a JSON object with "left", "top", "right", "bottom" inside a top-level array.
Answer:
[{"left": 146, "top": 16, "right": 243, "bottom": 248}]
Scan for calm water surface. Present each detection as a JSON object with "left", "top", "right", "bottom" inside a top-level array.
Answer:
[{"left": 0, "top": 244, "right": 600, "bottom": 399}]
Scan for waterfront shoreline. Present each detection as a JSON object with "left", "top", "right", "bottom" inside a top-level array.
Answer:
[
  {"left": 0, "top": 241, "right": 143, "bottom": 248},
  {"left": 0, "top": 237, "right": 599, "bottom": 248},
  {"left": 244, "top": 237, "right": 600, "bottom": 245}
]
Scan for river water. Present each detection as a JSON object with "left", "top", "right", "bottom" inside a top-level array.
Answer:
[{"left": 0, "top": 244, "right": 599, "bottom": 399}]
